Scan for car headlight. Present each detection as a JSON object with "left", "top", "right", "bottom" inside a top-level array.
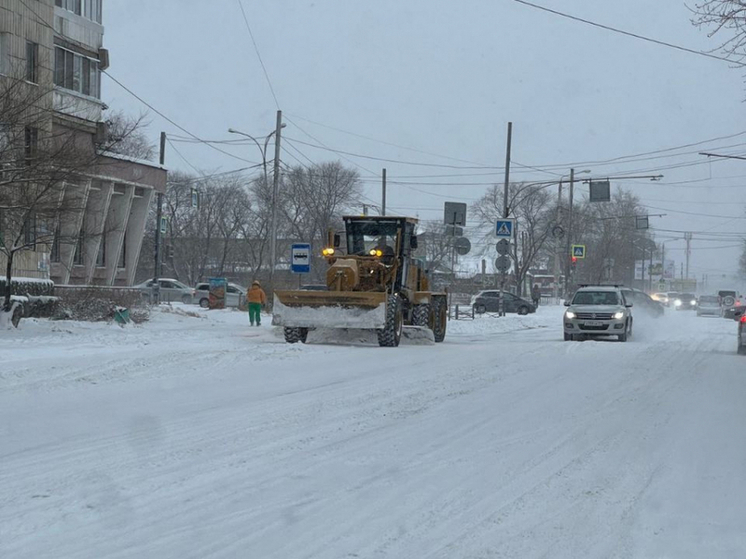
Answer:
[
  {"left": 614, "top": 311, "right": 625, "bottom": 319},
  {"left": 565, "top": 311, "right": 576, "bottom": 319},
  {"left": 690, "top": 300, "right": 697, "bottom": 305},
  {"left": 674, "top": 300, "right": 682, "bottom": 306}
]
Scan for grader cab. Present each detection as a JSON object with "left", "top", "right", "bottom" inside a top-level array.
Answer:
[{"left": 273, "top": 216, "right": 448, "bottom": 347}]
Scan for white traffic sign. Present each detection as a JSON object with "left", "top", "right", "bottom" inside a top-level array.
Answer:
[{"left": 495, "top": 218, "right": 515, "bottom": 238}]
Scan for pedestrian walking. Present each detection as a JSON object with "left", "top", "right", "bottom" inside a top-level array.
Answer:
[
  {"left": 531, "top": 284, "right": 541, "bottom": 308},
  {"left": 247, "top": 280, "right": 267, "bottom": 326}
]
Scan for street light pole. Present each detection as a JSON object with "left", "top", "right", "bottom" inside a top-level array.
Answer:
[
  {"left": 228, "top": 114, "right": 286, "bottom": 298},
  {"left": 270, "top": 110, "right": 283, "bottom": 301}
]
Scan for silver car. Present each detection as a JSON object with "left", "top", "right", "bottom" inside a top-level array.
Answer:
[
  {"left": 134, "top": 278, "right": 193, "bottom": 304},
  {"left": 564, "top": 286, "right": 633, "bottom": 342},
  {"left": 193, "top": 282, "right": 247, "bottom": 308},
  {"left": 697, "top": 295, "right": 722, "bottom": 317}
]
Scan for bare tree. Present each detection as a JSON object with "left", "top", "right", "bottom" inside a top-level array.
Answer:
[
  {"left": 472, "top": 182, "right": 555, "bottom": 294},
  {"left": 105, "top": 110, "right": 157, "bottom": 162},
  {"left": 279, "top": 161, "right": 362, "bottom": 282},
  {"left": 691, "top": 1, "right": 746, "bottom": 61}
]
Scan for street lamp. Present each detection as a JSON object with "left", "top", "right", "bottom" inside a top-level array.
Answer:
[
  {"left": 228, "top": 122, "right": 287, "bottom": 297},
  {"left": 228, "top": 124, "right": 286, "bottom": 186}
]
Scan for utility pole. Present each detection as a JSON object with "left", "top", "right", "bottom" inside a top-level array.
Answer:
[
  {"left": 152, "top": 131, "right": 166, "bottom": 304},
  {"left": 269, "top": 109, "right": 283, "bottom": 302},
  {"left": 684, "top": 232, "right": 692, "bottom": 280},
  {"left": 564, "top": 168, "right": 575, "bottom": 295},
  {"left": 553, "top": 180, "right": 563, "bottom": 303},
  {"left": 500, "top": 122, "right": 513, "bottom": 317},
  {"left": 382, "top": 168, "right": 387, "bottom": 216}
]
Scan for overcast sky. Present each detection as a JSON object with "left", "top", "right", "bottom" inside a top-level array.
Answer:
[{"left": 104, "top": 0, "right": 746, "bottom": 282}]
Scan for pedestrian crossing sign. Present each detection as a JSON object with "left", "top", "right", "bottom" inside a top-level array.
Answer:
[
  {"left": 572, "top": 245, "right": 586, "bottom": 259},
  {"left": 495, "top": 218, "right": 515, "bottom": 238}
]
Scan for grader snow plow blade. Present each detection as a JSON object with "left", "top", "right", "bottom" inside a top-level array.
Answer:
[{"left": 272, "top": 290, "right": 387, "bottom": 329}]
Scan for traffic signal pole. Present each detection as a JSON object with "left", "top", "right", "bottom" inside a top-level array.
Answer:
[{"left": 500, "top": 122, "right": 513, "bottom": 317}]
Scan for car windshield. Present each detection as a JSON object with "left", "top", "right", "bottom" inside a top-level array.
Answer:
[
  {"left": 680, "top": 293, "right": 695, "bottom": 300},
  {"left": 572, "top": 291, "right": 620, "bottom": 305}
]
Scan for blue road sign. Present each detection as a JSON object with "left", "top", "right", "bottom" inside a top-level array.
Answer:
[
  {"left": 572, "top": 245, "right": 586, "bottom": 259},
  {"left": 291, "top": 243, "right": 312, "bottom": 273},
  {"left": 495, "top": 218, "right": 515, "bottom": 238}
]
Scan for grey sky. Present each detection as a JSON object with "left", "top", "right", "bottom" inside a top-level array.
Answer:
[{"left": 104, "top": 0, "right": 746, "bottom": 281}]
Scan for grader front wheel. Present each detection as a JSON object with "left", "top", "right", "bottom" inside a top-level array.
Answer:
[
  {"left": 432, "top": 297, "right": 447, "bottom": 343},
  {"left": 377, "top": 294, "right": 403, "bottom": 347}
]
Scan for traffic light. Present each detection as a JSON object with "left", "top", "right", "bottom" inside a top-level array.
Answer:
[{"left": 571, "top": 256, "right": 578, "bottom": 266}]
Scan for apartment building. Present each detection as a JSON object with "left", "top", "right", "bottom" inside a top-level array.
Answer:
[{"left": 0, "top": 0, "right": 166, "bottom": 285}]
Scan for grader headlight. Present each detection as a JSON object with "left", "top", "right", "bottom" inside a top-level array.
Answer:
[
  {"left": 369, "top": 249, "right": 383, "bottom": 257},
  {"left": 322, "top": 247, "right": 335, "bottom": 257}
]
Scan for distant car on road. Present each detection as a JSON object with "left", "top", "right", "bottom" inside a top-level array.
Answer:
[
  {"left": 674, "top": 293, "right": 697, "bottom": 311},
  {"left": 134, "top": 278, "right": 193, "bottom": 304},
  {"left": 193, "top": 282, "right": 247, "bottom": 308},
  {"left": 619, "top": 287, "right": 664, "bottom": 318},
  {"left": 563, "top": 285, "right": 633, "bottom": 342},
  {"left": 651, "top": 292, "right": 670, "bottom": 306},
  {"left": 718, "top": 290, "right": 740, "bottom": 308},
  {"left": 697, "top": 295, "right": 722, "bottom": 317},
  {"left": 472, "top": 290, "right": 536, "bottom": 315}
]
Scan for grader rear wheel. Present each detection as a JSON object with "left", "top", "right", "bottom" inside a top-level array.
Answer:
[
  {"left": 432, "top": 297, "right": 447, "bottom": 343},
  {"left": 412, "top": 304, "right": 433, "bottom": 329}
]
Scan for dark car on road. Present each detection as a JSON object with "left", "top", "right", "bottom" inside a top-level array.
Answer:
[
  {"left": 619, "top": 287, "right": 664, "bottom": 318},
  {"left": 472, "top": 290, "right": 536, "bottom": 315}
]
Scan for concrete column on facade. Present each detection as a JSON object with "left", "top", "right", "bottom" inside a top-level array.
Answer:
[
  {"left": 55, "top": 180, "right": 91, "bottom": 285},
  {"left": 123, "top": 187, "right": 155, "bottom": 286},
  {"left": 103, "top": 184, "right": 135, "bottom": 286},
  {"left": 81, "top": 181, "right": 113, "bottom": 284}
]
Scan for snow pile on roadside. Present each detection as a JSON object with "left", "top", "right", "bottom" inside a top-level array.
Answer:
[{"left": 448, "top": 305, "right": 561, "bottom": 337}]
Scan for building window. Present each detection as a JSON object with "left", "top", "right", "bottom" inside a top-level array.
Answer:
[
  {"left": 119, "top": 232, "right": 126, "bottom": 268},
  {"left": 54, "top": 47, "right": 100, "bottom": 98},
  {"left": 84, "top": 0, "right": 102, "bottom": 24},
  {"left": 58, "top": 0, "right": 101, "bottom": 23},
  {"left": 26, "top": 42, "right": 38, "bottom": 83},
  {"left": 0, "top": 33, "right": 9, "bottom": 75},
  {"left": 51, "top": 226, "right": 61, "bottom": 263},
  {"left": 73, "top": 232, "right": 84, "bottom": 265},
  {"left": 25, "top": 127, "right": 38, "bottom": 164},
  {"left": 96, "top": 234, "right": 105, "bottom": 267},
  {"left": 22, "top": 213, "right": 37, "bottom": 249}
]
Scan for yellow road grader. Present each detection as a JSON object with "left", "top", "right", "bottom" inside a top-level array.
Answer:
[{"left": 272, "top": 216, "right": 448, "bottom": 347}]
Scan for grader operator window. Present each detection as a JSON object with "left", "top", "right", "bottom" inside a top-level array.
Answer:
[{"left": 346, "top": 219, "right": 402, "bottom": 257}]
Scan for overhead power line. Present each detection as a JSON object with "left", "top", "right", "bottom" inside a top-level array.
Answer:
[
  {"left": 511, "top": 0, "right": 746, "bottom": 67},
  {"left": 103, "top": 70, "right": 261, "bottom": 166},
  {"left": 236, "top": 0, "right": 280, "bottom": 109}
]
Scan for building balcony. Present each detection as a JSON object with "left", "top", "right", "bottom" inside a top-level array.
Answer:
[{"left": 54, "top": 87, "right": 105, "bottom": 124}]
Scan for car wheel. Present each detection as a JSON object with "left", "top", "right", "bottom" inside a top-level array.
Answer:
[
  {"left": 738, "top": 343, "right": 746, "bottom": 355},
  {"left": 518, "top": 306, "right": 529, "bottom": 316},
  {"left": 475, "top": 304, "right": 487, "bottom": 314},
  {"left": 618, "top": 324, "right": 628, "bottom": 342},
  {"left": 564, "top": 332, "right": 573, "bottom": 341},
  {"left": 181, "top": 295, "right": 191, "bottom": 304},
  {"left": 199, "top": 298, "right": 209, "bottom": 308}
]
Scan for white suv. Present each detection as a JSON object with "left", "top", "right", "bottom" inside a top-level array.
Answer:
[{"left": 563, "top": 286, "right": 633, "bottom": 342}]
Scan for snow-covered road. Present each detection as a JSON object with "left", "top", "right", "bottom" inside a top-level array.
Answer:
[{"left": 2, "top": 306, "right": 745, "bottom": 558}]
